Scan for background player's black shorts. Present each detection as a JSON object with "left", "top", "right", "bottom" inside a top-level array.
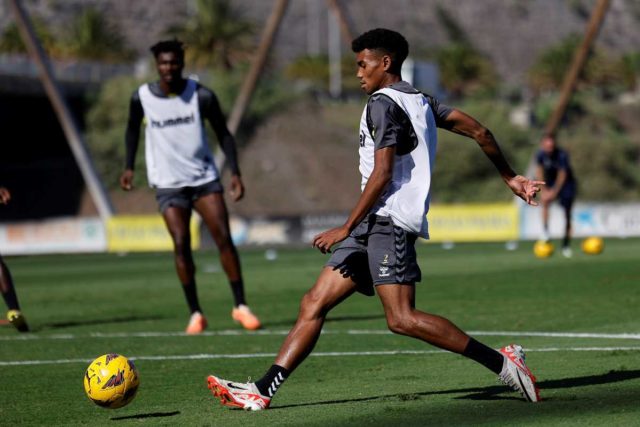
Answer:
[
  {"left": 558, "top": 181, "right": 577, "bottom": 210},
  {"left": 325, "top": 215, "right": 421, "bottom": 296},
  {"left": 155, "top": 180, "right": 223, "bottom": 213}
]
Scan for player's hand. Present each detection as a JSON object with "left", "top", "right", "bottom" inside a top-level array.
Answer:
[
  {"left": 0, "top": 187, "right": 11, "bottom": 204},
  {"left": 229, "top": 175, "right": 245, "bottom": 202},
  {"left": 312, "top": 225, "right": 350, "bottom": 254},
  {"left": 507, "top": 175, "right": 545, "bottom": 206},
  {"left": 120, "top": 169, "right": 134, "bottom": 191}
]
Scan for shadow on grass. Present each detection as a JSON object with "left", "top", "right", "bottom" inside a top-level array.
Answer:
[
  {"left": 271, "top": 369, "right": 640, "bottom": 409},
  {"left": 37, "top": 315, "right": 166, "bottom": 331},
  {"left": 111, "top": 410, "right": 180, "bottom": 421}
]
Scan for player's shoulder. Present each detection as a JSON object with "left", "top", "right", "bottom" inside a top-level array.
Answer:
[
  {"left": 191, "top": 80, "right": 214, "bottom": 95},
  {"left": 192, "top": 81, "right": 220, "bottom": 105}
]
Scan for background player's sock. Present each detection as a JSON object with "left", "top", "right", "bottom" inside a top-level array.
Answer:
[
  {"left": 229, "top": 279, "right": 246, "bottom": 307},
  {"left": 1, "top": 288, "right": 19, "bottom": 311},
  {"left": 1, "top": 262, "right": 20, "bottom": 310},
  {"left": 255, "top": 365, "right": 290, "bottom": 397},
  {"left": 181, "top": 281, "right": 202, "bottom": 314}
]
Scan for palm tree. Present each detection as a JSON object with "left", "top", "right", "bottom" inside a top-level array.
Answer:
[
  {"left": 168, "top": 0, "right": 255, "bottom": 70},
  {"left": 0, "top": 18, "right": 59, "bottom": 56},
  {"left": 63, "top": 8, "right": 133, "bottom": 62}
]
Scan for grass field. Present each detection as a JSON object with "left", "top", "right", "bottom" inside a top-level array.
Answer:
[{"left": 1, "top": 238, "right": 639, "bottom": 426}]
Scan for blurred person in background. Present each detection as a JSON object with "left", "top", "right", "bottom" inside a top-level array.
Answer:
[
  {"left": 206, "top": 28, "right": 543, "bottom": 410},
  {"left": 0, "top": 186, "right": 29, "bottom": 332},
  {"left": 536, "top": 134, "right": 577, "bottom": 257},
  {"left": 120, "top": 39, "right": 261, "bottom": 334}
]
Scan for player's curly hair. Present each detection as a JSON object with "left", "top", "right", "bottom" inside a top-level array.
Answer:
[
  {"left": 351, "top": 28, "right": 409, "bottom": 74},
  {"left": 150, "top": 39, "right": 185, "bottom": 61}
]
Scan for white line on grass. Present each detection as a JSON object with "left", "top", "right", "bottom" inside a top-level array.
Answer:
[
  {"left": 1, "top": 329, "right": 640, "bottom": 341},
  {"left": 2, "top": 346, "right": 640, "bottom": 366}
]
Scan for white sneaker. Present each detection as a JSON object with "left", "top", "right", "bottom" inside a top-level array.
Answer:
[
  {"left": 207, "top": 375, "right": 271, "bottom": 411},
  {"left": 498, "top": 344, "right": 540, "bottom": 402},
  {"left": 540, "top": 231, "right": 550, "bottom": 243},
  {"left": 562, "top": 247, "right": 573, "bottom": 258}
]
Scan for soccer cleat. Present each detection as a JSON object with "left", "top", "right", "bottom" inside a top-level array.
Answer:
[
  {"left": 499, "top": 344, "right": 540, "bottom": 402},
  {"left": 185, "top": 311, "right": 208, "bottom": 335},
  {"left": 7, "top": 309, "right": 29, "bottom": 332},
  {"left": 562, "top": 247, "right": 573, "bottom": 258},
  {"left": 207, "top": 375, "right": 271, "bottom": 411},
  {"left": 231, "top": 305, "right": 262, "bottom": 330}
]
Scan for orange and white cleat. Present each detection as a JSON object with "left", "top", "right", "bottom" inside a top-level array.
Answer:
[
  {"left": 185, "top": 311, "right": 208, "bottom": 335},
  {"left": 499, "top": 344, "right": 540, "bottom": 402},
  {"left": 231, "top": 305, "right": 261, "bottom": 330},
  {"left": 207, "top": 375, "right": 271, "bottom": 411}
]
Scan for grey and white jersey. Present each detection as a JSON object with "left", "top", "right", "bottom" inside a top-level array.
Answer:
[
  {"left": 137, "top": 78, "right": 219, "bottom": 188},
  {"left": 358, "top": 81, "right": 452, "bottom": 238}
]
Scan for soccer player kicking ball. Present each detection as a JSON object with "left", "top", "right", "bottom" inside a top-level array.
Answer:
[{"left": 207, "top": 28, "right": 543, "bottom": 409}]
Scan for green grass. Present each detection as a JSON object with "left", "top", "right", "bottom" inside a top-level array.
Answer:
[{"left": 1, "top": 238, "right": 639, "bottom": 426}]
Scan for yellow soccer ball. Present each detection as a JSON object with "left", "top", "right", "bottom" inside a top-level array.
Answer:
[
  {"left": 533, "top": 240, "right": 554, "bottom": 258},
  {"left": 84, "top": 353, "right": 140, "bottom": 409},
  {"left": 582, "top": 236, "right": 604, "bottom": 255}
]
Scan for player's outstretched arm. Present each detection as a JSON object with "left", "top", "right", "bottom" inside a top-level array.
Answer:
[{"left": 441, "top": 109, "right": 544, "bottom": 206}]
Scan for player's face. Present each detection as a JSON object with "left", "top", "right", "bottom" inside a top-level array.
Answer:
[
  {"left": 541, "top": 136, "right": 556, "bottom": 153},
  {"left": 155, "top": 51, "right": 184, "bottom": 85},
  {"left": 356, "top": 49, "right": 389, "bottom": 95}
]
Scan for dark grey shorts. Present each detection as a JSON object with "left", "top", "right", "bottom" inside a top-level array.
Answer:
[
  {"left": 326, "top": 215, "right": 421, "bottom": 296},
  {"left": 155, "top": 180, "right": 223, "bottom": 213}
]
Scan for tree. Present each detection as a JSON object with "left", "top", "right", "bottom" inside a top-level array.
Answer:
[
  {"left": 62, "top": 8, "right": 134, "bottom": 62},
  {"left": 528, "top": 34, "right": 626, "bottom": 94},
  {"left": 0, "top": 18, "right": 58, "bottom": 56},
  {"left": 435, "top": 43, "right": 497, "bottom": 98},
  {"left": 432, "top": 5, "right": 498, "bottom": 98},
  {"left": 168, "top": 0, "right": 255, "bottom": 70},
  {"left": 619, "top": 52, "right": 640, "bottom": 90}
]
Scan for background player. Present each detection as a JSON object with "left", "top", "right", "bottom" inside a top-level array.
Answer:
[
  {"left": 120, "top": 39, "right": 261, "bottom": 334},
  {"left": 0, "top": 186, "right": 28, "bottom": 332},
  {"left": 206, "top": 28, "right": 543, "bottom": 409},
  {"left": 536, "top": 134, "right": 577, "bottom": 257}
]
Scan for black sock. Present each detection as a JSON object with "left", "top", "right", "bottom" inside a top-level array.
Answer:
[
  {"left": 562, "top": 236, "right": 570, "bottom": 248},
  {"left": 1, "top": 288, "right": 19, "bottom": 311},
  {"left": 181, "top": 281, "right": 202, "bottom": 314},
  {"left": 229, "top": 280, "right": 246, "bottom": 306},
  {"left": 0, "top": 262, "right": 20, "bottom": 310},
  {"left": 255, "top": 365, "right": 290, "bottom": 397},
  {"left": 462, "top": 338, "right": 504, "bottom": 374}
]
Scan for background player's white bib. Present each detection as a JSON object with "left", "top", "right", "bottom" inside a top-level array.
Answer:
[
  {"left": 138, "top": 79, "right": 219, "bottom": 188},
  {"left": 359, "top": 86, "right": 438, "bottom": 238}
]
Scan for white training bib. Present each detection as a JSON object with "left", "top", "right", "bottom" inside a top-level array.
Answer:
[
  {"left": 138, "top": 79, "right": 219, "bottom": 188},
  {"left": 358, "top": 86, "right": 438, "bottom": 238}
]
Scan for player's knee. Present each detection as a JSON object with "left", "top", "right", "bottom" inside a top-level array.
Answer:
[
  {"left": 213, "top": 233, "right": 234, "bottom": 253},
  {"left": 299, "top": 289, "right": 329, "bottom": 319},
  {"left": 171, "top": 233, "right": 190, "bottom": 254},
  {"left": 386, "top": 313, "right": 416, "bottom": 336}
]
